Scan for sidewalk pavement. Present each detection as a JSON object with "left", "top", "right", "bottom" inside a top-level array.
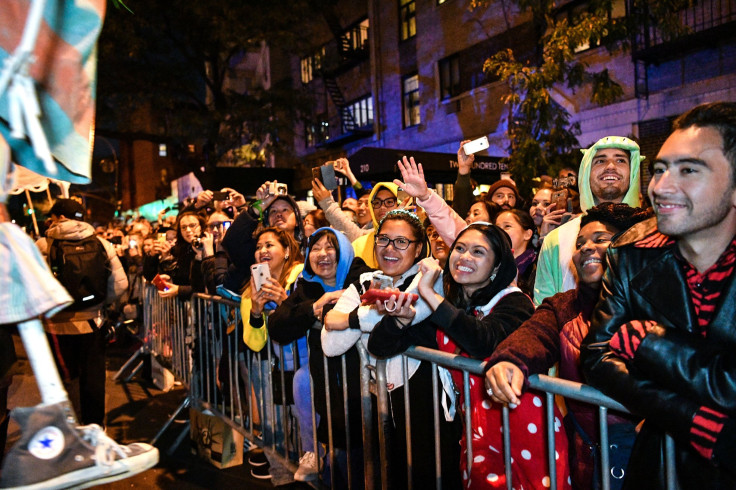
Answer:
[{"left": 2, "top": 332, "right": 314, "bottom": 489}]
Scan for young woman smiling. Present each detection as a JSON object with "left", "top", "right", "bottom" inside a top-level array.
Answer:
[
  {"left": 268, "top": 229, "right": 370, "bottom": 484},
  {"left": 239, "top": 227, "right": 303, "bottom": 469},
  {"left": 485, "top": 204, "right": 651, "bottom": 489},
  {"left": 371, "top": 222, "right": 570, "bottom": 489},
  {"left": 323, "top": 210, "right": 462, "bottom": 489}
]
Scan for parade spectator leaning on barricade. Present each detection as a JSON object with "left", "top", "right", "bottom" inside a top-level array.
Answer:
[
  {"left": 534, "top": 136, "right": 642, "bottom": 306},
  {"left": 372, "top": 220, "right": 571, "bottom": 489},
  {"left": 268, "top": 227, "right": 371, "bottom": 485},
  {"left": 155, "top": 211, "right": 207, "bottom": 299},
  {"left": 494, "top": 209, "right": 538, "bottom": 297},
  {"left": 486, "top": 203, "right": 651, "bottom": 489},
  {"left": 323, "top": 209, "right": 462, "bottom": 489},
  {"left": 239, "top": 226, "right": 303, "bottom": 479},
  {"left": 582, "top": 102, "right": 736, "bottom": 488}
]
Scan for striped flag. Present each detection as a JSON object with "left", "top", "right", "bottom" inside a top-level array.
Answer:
[{"left": 0, "top": 0, "right": 106, "bottom": 184}]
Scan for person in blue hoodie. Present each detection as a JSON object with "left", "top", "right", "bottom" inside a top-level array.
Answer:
[{"left": 268, "top": 228, "right": 371, "bottom": 486}]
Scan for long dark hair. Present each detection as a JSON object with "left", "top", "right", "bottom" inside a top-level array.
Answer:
[
  {"left": 443, "top": 223, "right": 518, "bottom": 312},
  {"left": 172, "top": 211, "right": 206, "bottom": 258}
]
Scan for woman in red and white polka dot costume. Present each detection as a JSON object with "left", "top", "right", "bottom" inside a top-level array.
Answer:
[{"left": 413, "top": 223, "right": 572, "bottom": 489}]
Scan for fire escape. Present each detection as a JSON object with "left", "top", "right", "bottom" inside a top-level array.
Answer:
[
  {"left": 313, "top": 11, "right": 372, "bottom": 146},
  {"left": 630, "top": 0, "right": 736, "bottom": 99}
]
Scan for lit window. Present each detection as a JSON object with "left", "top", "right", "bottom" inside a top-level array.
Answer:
[
  {"left": 158, "top": 144, "right": 167, "bottom": 157},
  {"left": 345, "top": 95, "right": 374, "bottom": 130},
  {"left": 187, "top": 144, "right": 196, "bottom": 153},
  {"left": 402, "top": 74, "right": 420, "bottom": 127},
  {"left": 342, "top": 19, "right": 370, "bottom": 54},
  {"left": 399, "top": 0, "right": 416, "bottom": 41},
  {"left": 300, "top": 47, "right": 325, "bottom": 84}
]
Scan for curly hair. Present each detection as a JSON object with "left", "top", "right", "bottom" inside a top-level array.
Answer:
[{"left": 580, "top": 203, "right": 653, "bottom": 233}]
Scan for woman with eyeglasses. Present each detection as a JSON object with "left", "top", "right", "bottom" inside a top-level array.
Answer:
[
  {"left": 324, "top": 210, "right": 463, "bottom": 489},
  {"left": 156, "top": 211, "right": 208, "bottom": 299},
  {"left": 370, "top": 221, "right": 571, "bottom": 489},
  {"left": 349, "top": 183, "right": 400, "bottom": 268}
]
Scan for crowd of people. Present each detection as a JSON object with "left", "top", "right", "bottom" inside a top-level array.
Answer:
[{"left": 9, "top": 101, "right": 736, "bottom": 489}]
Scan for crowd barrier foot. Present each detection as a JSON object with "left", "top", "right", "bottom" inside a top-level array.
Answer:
[
  {"left": 151, "top": 395, "right": 190, "bottom": 446},
  {"left": 113, "top": 346, "right": 149, "bottom": 382}
]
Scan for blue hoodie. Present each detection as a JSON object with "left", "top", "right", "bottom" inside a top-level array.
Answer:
[
  {"left": 274, "top": 227, "right": 354, "bottom": 370},
  {"left": 301, "top": 227, "right": 355, "bottom": 292}
]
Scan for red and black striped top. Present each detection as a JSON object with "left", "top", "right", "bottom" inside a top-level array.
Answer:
[{"left": 675, "top": 236, "right": 736, "bottom": 337}]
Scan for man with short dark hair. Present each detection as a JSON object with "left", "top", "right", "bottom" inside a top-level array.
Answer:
[
  {"left": 534, "top": 136, "right": 642, "bottom": 305},
  {"left": 582, "top": 102, "right": 736, "bottom": 487},
  {"left": 36, "top": 198, "right": 128, "bottom": 426}
]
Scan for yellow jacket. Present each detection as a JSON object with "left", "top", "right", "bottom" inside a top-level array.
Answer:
[
  {"left": 241, "top": 263, "right": 303, "bottom": 352},
  {"left": 351, "top": 182, "right": 398, "bottom": 269}
]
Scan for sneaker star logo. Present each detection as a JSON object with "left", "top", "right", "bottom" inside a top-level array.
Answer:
[{"left": 29, "top": 426, "right": 65, "bottom": 460}]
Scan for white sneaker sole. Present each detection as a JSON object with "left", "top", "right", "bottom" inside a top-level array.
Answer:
[{"left": 9, "top": 447, "right": 159, "bottom": 489}]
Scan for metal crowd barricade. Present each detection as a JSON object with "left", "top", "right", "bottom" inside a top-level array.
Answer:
[
  {"left": 371, "top": 346, "right": 678, "bottom": 490},
  {"left": 137, "top": 287, "right": 679, "bottom": 489}
]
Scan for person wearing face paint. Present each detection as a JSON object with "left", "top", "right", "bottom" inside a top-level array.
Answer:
[
  {"left": 533, "top": 136, "right": 643, "bottom": 306},
  {"left": 268, "top": 229, "right": 371, "bottom": 485},
  {"left": 373, "top": 222, "right": 564, "bottom": 489},
  {"left": 323, "top": 210, "right": 462, "bottom": 489},
  {"left": 582, "top": 103, "right": 736, "bottom": 488},
  {"left": 486, "top": 204, "right": 651, "bottom": 489}
]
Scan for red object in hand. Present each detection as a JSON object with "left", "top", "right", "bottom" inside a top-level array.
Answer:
[
  {"left": 152, "top": 274, "right": 169, "bottom": 291},
  {"left": 360, "top": 289, "right": 419, "bottom": 306}
]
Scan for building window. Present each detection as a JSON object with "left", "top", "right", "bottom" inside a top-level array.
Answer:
[
  {"left": 439, "top": 55, "right": 461, "bottom": 100},
  {"left": 402, "top": 74, "right": 420, "bottom": 127},
  {"left": 158, "top": 143, "right": 167, "bottom": 157},
  {"left": 342, "top": 18, "right": 370, "bottom": 54},
  {"left": 345, "top": 95, "right": 374, "bottom": 131},
  {"left": 306, "top": 116, "right": 329, "bottom": 147},
  {"left": 399, "top": 0, "right": 416, "bottom": 41},
  {"left": 300, "top": 47, "right": 325, "bottom": 84}
]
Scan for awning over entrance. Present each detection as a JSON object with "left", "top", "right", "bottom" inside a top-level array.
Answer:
[{"left": 347, "top": 147, "right": 508, "bottom": 185}]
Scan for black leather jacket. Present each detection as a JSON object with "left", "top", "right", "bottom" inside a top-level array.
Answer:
[{"left": 581, "top": 217, "right": 736, "bottom": 489}]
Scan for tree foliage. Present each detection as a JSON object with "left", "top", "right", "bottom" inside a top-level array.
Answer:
[
  {"left": 472, "top": 0, "right": 690, "bottom": 198},
  {"left": 97, "top": 0, "right": 318, "bottom": 169}
]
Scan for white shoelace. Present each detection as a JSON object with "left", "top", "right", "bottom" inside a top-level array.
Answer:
[{"left": 79, "top": 424, "right": 128, "bottom": 466}]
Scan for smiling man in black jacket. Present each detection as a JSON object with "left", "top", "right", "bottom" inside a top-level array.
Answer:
[{"left": 582, "top": 102, "right": 736, "bottom": 488}]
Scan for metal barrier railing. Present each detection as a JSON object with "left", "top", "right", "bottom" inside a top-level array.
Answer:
[{"left": 136, "top": 286, "right": 677, "bottom": 490}]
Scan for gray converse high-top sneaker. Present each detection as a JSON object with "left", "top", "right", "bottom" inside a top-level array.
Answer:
[{"left": 0, "top": 402, "right": 158, "bottom": 489}]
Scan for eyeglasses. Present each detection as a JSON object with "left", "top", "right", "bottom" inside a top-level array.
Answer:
[
  {"left": 371, "top": 197, "right": 397, "bottom": 209},
  {"left": 180, "top": 223, "right": 201, "bottom": 231},
  {"left": 375, "top": 235, "right": 419, "bottom": 250}
]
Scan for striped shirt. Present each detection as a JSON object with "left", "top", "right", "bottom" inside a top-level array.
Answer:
[{"left": 675, "top": 236, "right": 736, "bottom": 337}]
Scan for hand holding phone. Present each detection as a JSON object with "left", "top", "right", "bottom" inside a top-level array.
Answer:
[
  {"left": 251, "top": 263, "right": 271, "bottom": 291},
  {"left": 462, "top": 136, "right": 489, "bottom": 155}
]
